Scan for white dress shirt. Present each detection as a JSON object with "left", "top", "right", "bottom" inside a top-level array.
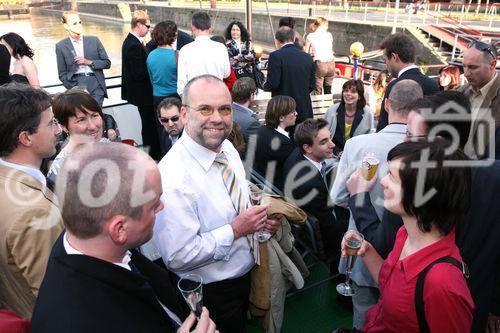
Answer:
[
  {"left": 70, "top": 36, "right": 93, "bottom": 74},
  {"left": 176, "top": 36, "right": 231, "bottom": 96},
  {"left": 306, "top": 26, "right": 334, "bottom": 62},
  {"left": 153, "top": 132, "right": 254, "bottom": 284},
  {"left": 275, "top": 126, "right": 289, "bottom": 138},
  {"left": 0, "top": 158, "right": 46, "bottom": 186}
]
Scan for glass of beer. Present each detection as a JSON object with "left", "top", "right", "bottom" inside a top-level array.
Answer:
[
  {"left": 336, "top": 230, "right": 364, "bottom": 296},
  {"left": 360, "top": 153, "right": 379, "bottom": 181},
  {"left": 248, "top": 183, "right": 270, "bottom": 242},
  {"left": 178, "top": 274, "right": 203, "bottom": 318}
]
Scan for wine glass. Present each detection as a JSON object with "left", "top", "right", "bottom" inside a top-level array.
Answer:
[
  {"left": 177, "top": 274, "right": 203, "bottom": 318},
  {"left": 248, "top": 182, "right": 270, "bottom": 242},
  {"left": 336, "top": 230, "right": 364, "bottom": 296}
]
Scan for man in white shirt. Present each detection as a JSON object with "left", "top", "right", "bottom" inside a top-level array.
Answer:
[
  {"left": 154, "top": 75, "right": 280, "bottom": 333},
  {"left": 55, "top": 11, "right": 111, "bottom": 107},
  {"left": 459, "top": 41, "right": 500, "bottom": 159},
  {"left": 32, "top": 142, "right": 218, "bottom": 333},
  {"left": 176, "top": 12, "right": 230, "bottom": 96},
  {"left": 330, "top": 79, "right": 423, "bottom": 329},
  {"left": 0, "top": 85, "right": 64, "bottom": 318}
]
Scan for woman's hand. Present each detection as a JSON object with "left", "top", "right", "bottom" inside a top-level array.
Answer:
[{"left": 341, "top": 233, "right": 372, "bottom": 258}]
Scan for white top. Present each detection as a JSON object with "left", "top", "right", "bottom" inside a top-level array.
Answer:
[
  {"left": 153, "top": 132, "right": 254, "bottom": 284},
  {"left": 70, "top": 36, "right": 93, "bottom": 74},
  {"left": 306, "top": 26, "right": 334, "bottom": 62},
  {"left": 0, "top": 158, "right": 46, "bottom": 186},
  {"left": 176, "top": 36, "right": 231, "bottom": 96}
]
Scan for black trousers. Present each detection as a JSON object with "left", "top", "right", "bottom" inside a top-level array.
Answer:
[
  {"left": 137, "top": 104, "right": 161, "bottom": 161},
  {"left": 203, "top": 272, "right": 251, "bottom": 333}
]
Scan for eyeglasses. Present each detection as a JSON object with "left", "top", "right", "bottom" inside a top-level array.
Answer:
[
  {"left": 183, "top": 104, "right": 232, "bottom": 117},
  {"left": 71, "top": 21, "right": 82, "bottom": 26},
  {"left": 159, "top": 115, "right": 180, "bottom": 123},
  {"left": 143, "top": 23, "right": 151, "bottom": 29},
  {"left": 467, "top": 40, "right": 497, "bottom": 59},
  {"left": 39, "top": 118, "right": 60, "bottom": 129}
]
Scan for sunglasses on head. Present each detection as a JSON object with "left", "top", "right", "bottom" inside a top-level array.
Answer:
[
  {"left": 159, "top": 115, "right": 180, "bottom": 123},
  {"left": 467, "top": 40, "right": 497, "bottom": 59}
]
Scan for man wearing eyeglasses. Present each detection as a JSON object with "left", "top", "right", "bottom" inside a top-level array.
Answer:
[
  {"left": 0, "top": 85, "right": 64, "bottom": 318},
  {"left": 459, "top": 40, "right": 500, "bottom": 159},
  {"left": 154, "top": 75, "right": 281, "bottom": 333},
  {"left": 55, "top": 11, "right": 111, "bottom": 107},
  {"left": 157, "top": 97, "right": 184, "bottom": 159}
]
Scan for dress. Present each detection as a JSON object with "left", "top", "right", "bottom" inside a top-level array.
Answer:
[{"left": 363, "top": 227, "right": 474, "bottom": 333}]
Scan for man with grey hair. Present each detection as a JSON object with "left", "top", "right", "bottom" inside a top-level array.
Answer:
[
  {"left": 177, "top": 12, "right": 230, "bottom": 96},
  {"left": 32, "top": 142, "right": 218, "bottom": 333},
  {"left": 330, "top": 79, "right": 423, "bottom": 328},
  {"left": 154, "top": 75, "right": 280, "bottom": 333},
  {"left": 459, "top": 41, "right": 499, "bottom": 159},
  {"left": 264, "top": 26, "right": 315, "bottom": 126}
]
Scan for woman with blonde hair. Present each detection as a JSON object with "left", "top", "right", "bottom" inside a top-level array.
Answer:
[{"left": 304, "top": 17, "right": 335, "bottom": 94}]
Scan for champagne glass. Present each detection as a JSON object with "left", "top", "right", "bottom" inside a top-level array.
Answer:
[
  {"left": 177, "top": 274, "right": 203, "bottom": 318},
  {"left": 336, "top": 230, "right": 364, "bottom": 296},
  {"left": 248, "top": 182, "right": 270, "bottom": 242}
]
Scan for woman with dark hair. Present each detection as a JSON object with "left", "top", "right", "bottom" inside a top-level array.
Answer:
[
  {"left": 224, "top": 21, "right": 255, "bottom": 79},
  {"left": 0, "top": 32, "right": 39, "bottom": 87},
  {"left": 47, "top": 87, "right": 108, "bottom": 189},
  {"left": 438, "top": 65, "right": 461, "bottom": 91},
  {"left": 253, "top": 95, "right": 296, "bottom": 190},
  {"left": 147, "top": 20, "right": 178, "bottom": 112},
  {"left": 324, "top": 79, "right": 374, "bottom": 153},
  {"left": 347, "top": 139, "right": 474, "bottom": 333}
]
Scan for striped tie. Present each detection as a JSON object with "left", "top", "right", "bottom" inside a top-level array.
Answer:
[{"left": 215, "top": 152, "right": 245, "bottom": 214}]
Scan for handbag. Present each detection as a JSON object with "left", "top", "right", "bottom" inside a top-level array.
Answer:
[{"left": 252, "top": 62, "right": 266, "bottom": 90}]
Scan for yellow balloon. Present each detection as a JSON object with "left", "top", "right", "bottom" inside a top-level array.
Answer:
[
  {"left": 254, "top": 45, "right": 263, "bottom": 58},
  {"left": 350, "top": 42, "right": 364, "bottom": 57}
]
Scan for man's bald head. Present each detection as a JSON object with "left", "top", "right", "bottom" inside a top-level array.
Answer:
[
  {"left": 387, "top": 79, "right": 423, "bottom": 117},
  {"left": 57, "top": 142, "right": 159, "bottom": 239}
]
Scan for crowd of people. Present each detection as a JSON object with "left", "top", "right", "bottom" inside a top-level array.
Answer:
[{"left": 0, "top": 7, "right": 499, "bottom": 333}]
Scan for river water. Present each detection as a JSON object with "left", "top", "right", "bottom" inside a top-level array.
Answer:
[{"left": 0, "top": 11, "right": 130, "bottom": 86}]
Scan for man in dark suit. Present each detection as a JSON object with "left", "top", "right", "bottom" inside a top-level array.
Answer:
[
  {"left": 231, "top": 77, "right": 260, "bottom": 145},
  {"left": 31, "top": 142, "right": 217, "bottom": 333},
  {"left": 376, "top": 33, "right": 439, "bottom": 131},
  {"left": 157, "top": 97, "right": 184, "bottom": 159},
  {"left": 146, "top": 28, "right": 194, "bottom": 53},
  {"left": 283, "top": 118, "right": 346, "bottom": 270},
  {"left": 0, "top": 44, "right": 10, "bottom": 85},
  {"left": 122, "top": 10, "right": 161, "bottom": 160},
  {"left": 264, "top": 26, "right": 315, "bottom": 125},
  {"left": 56, "top": 11, "right": 111, "bottom": 107}
]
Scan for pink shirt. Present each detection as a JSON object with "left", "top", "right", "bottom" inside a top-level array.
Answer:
[{"left": 363, "top": 227, "right": 474, "bottom": 333}]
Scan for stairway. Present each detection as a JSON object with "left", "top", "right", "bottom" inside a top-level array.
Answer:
[{"left": 407, "top": 25, "right": 452, "bottom": 64}]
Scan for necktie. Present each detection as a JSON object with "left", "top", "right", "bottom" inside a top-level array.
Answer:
[
  {"left": 214, "top": 152, "right": 259, "bottom": 264},
  {"left": 214, "top": 152, "right": 245, "bottom": 214},
  {"left": 320, "top": 161, "right": 327, "bottom": 179}
]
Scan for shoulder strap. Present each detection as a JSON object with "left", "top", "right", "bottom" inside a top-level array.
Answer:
[
  {"left": 414, "top": 256, "right": 469, "bottom": 333},
  {"left": 174, "top": 50, "right": 179, "bottom": 69}
]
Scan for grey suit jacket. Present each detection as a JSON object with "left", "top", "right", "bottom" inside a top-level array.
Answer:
[
  {"left": 232, "top": 102, "right": 261, "bottom": 144},
  {"left": 331, "top": 123, "right": 406, "bottom": 288},
  {"left": 324, "top": 103, "right": 374, "bottom": 141},
  {"left": 55, "top": 36, "right": 111, "bottom": 96}
]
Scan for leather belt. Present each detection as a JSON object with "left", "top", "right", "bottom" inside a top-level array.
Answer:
[{"left": 75, "top": 72, "right": 95, "bottom": 77}]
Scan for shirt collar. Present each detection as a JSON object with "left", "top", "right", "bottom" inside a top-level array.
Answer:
[
  {"left": 195, "top": 35, "right": 212, "bottom": 41},
  {"left": 180, "top": 132, "right": 233, "bottom": 172},
  {"left": 63, "top": 232, "right": 132, "bottom": 271},
  {"left": 398, "top": 64, "right": 419, "bottom": 77},
  {"left": 399, "top": 228, "right": 457, "bottom": 282},
  {"left": 130, "top": 32, "right": 142, "bottom": 42},
  {"left": 476, "top": 72, "right": 498, "bottom": 96},
  {"left": 275, "top": 126, "right": 289, "bottom": 138},
  {"left": 304, "top": 155, "right": 323, "bottom": 172},
  {"left": 380, "top": 123, "right": 407, "bottom": 134},
  {"left": 70, "top": 35, "right": 83, "bottom": 43},
  {"left": 0, "top": 158, "right": 46, "bottom": 186}
]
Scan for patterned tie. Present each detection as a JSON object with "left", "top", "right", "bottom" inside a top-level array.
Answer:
[
  {"left": 215, "top": 152, "right": 259, "bottom": 264},
  {"left": 214, "top": 152, "right": 245, "bottom": 215}
]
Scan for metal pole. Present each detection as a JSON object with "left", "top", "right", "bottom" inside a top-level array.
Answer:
[
  {"left": 422, "top": 4, "right": 426, "bottom": 24},
  {"left": 451, "top": 34, "right": 458, "bottom": 61},
  {"left": 460, "top": 4, "right": 465, "bottom": 24},
  {"left": 392, "top": 0, "right": 400, "bottom": 34},
  {"left": 385, "top": 3, "right": 389, "bottom": 23},
  {"left": 246, "top": 0, "right": 252, "bottom": 37},
  {"left": 328, "top": 0, "right": 332, "bottom": 18},
  {"left": 364, "top": 3, "right": 368, "bottom": 22},
  {"left": 345, "top": 1, "right": 349, "bottom": 20},
  {"left": 264, "top": 0, "right": 276, "bottom": 48}
]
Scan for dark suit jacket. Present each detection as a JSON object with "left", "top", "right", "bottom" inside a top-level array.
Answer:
[
  {"left": 283, "top": 149, "right": 347, "bottom": 262},
  {"left": 55, "top": 36, "right": 111, "bottom": 95},
  {"left": 377, "top": 67, "right": 439, "bottom": 131},
  {"left": 32, "top": 234, "right": 187, "bottom": 333},
  {"left": 121, "top": 33, "right": 153, "bottom": 107},
  {"left": 159, "top": 128, "right": 183, "bottom": 159},
  {"left": 264, "top": 44, "right": 315, "bottom": 123},
  {"left": 348, "top": 161, "right": 500, "bottom": 331},
  {"left": 146, "top": 30, "right": 194, "bottom": 53},
  {"left": 253, "top": 125, "right": 295, "bottom": 190},
  {"left": 0, "top": 44, "right": 10, "bottom": 85}
]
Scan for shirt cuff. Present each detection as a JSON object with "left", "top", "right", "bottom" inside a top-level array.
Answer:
[{"left": 211, "top": 224, "right": 234, "bottom": 261}]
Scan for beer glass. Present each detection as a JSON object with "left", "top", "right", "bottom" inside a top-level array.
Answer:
[{"left": 336, "top": 230, "right": 364, "bottom": 296}]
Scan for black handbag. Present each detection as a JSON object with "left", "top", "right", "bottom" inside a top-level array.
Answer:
[{"left": 252, "top": 63, "right": 266, "bottom": 90}]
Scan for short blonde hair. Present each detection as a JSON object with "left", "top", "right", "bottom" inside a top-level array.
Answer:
[{"left": 132, "top": 10, "right": 149, "bottom": 28}]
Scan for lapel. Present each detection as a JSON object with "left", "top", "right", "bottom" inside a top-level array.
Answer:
[
  {"left": 480, "top": 75, "right": 500, "bottom": 118},
  {"left": 300, "top": 154, "right": 328, "bottom": 189},
  {"left": 351, "top": 107, "right": 364, "bottom": 138},
  {"left": 82, "top": 35, "right": 88, "bottom": 58},
  {"left": 336, "top": 106, "right": 346, "bottom": 141}
]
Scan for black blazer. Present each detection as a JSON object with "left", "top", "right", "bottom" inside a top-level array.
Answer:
[
  {"left": 159, "top": 128, "right": 183, "bottom": 159},
  {"left": 32, "top": 233, "right": 187, "bottom": 333},
  {"left": 146, "top": 30, "right": 194, "bottom": 53},
  {"left": 0, "top": 44, "right": 10, "bottom": 85},
  {"left": 332, "top": 105, "right": 366, "bottom": 152},
  {"left": 264, "top": 44, "right": 315, "bottom": 123},
  {"left": 348, "top": 161, "right": 500, "bottom": 332},
  {"left": 121, "top": 33, "right": 153, "bottom": 107},
  {"left": 253, "top": 125, "right": 295, "bottom": 190},
  {"left": 377, "top": 67, "right": 439, "bottom": 131}
]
